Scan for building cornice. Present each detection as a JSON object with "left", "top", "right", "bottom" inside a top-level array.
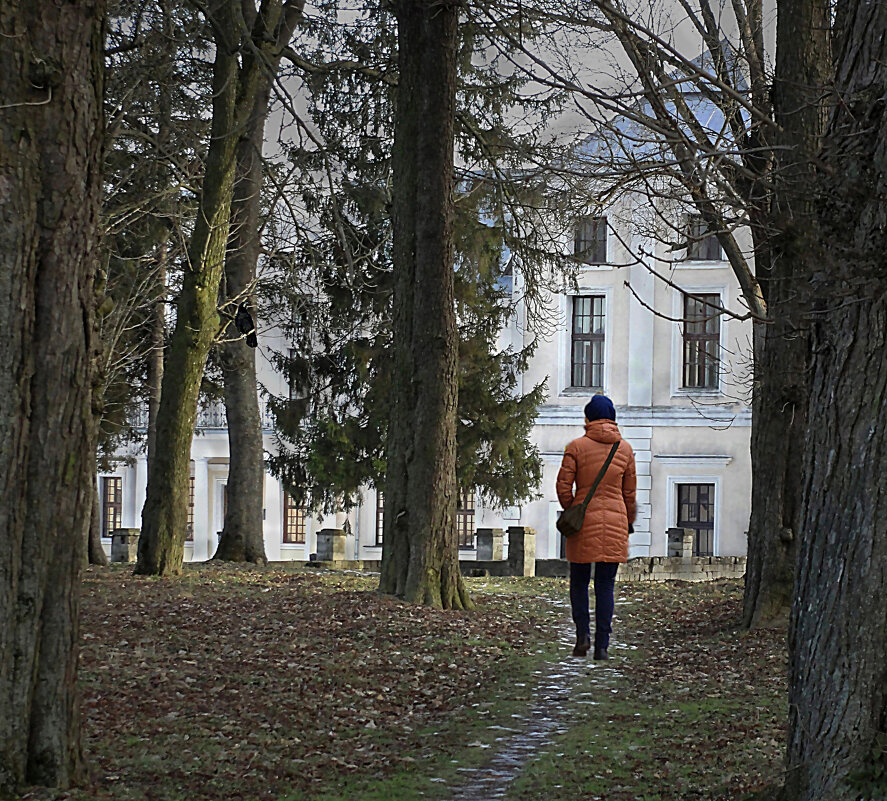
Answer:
[
  {"left": 536, "top": 403, "right": 751, "bottom": 427},
  {"left": 653, "top": 454, "right": 733, "bottom": 466}
]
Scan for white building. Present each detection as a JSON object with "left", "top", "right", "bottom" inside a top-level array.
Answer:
[
  {"left": 100, "top": 195, "right": 752, "bottom": 564},
  {"left": 500, "top": 201, "right": 753, "bottom": 561}
]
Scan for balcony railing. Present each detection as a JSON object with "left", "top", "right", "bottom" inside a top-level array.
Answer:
[{"left": 131, "top": 401, "right": 276, "bottom": 432}]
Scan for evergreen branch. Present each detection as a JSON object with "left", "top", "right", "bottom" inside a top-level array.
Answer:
[{"left": 281, "top": 49, "right": 398, "bottom": 86}]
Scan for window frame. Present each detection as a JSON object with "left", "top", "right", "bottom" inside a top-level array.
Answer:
[
  {"left": 574, "top": 215, "right": 608, "bottom": 264},
  {"left": 671, "top": 285, "right": 726, "bottom": 397},
  {"left": 676, "top": 482, "right": 716, "bottom": 557},
  {"left": 283, "top": 492, "right": 307, "bottom": 545},
  {"left": 456, "top": 488, "right": 476, "bottom": 549},
  {"left": 666, "top": 475, "right": 720, "bottom": 557},
  {"left": 685, "top": 215, "right": 722, "bottom": 262},
  {"left": 570, "top": 294, "right": 606, "bottom": 390},
  {"left": 375, "top": 490, "right": 384, "bottom": 547},
  {"left": 100, "top": 476, "right": 122, "bottom": 539},
  {"left": 682, "top": 293, "right": 722, "bottom": 390},
  {"left": 186, "top": 475, "right": 195, "bottom": 541}
]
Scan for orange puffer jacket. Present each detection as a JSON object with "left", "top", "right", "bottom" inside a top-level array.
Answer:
[{"left": 556, "top": 419, "right": 637, "bottom": 563}]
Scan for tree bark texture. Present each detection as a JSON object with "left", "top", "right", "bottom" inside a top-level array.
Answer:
[
  {"left": 145, "top": 241, "right": 167, "bottom": 477},
  {"left": 0, "top": 0, "right": 103, "bottom": 791},
  {"left": 379, "top": 0, "right": 472, "bottom": 610},
  {"left": 144, "top": 0, "right": 173, "bottom": 480},
  {"left": 742, "top": 0, "right": 830, "bottom": 630},
  {"left": 744, "top": 318, "right": 805, "bottom": 629},
  {"left": 214, "top": 121, "right": 266, "bottom": 562},
  {"left": 786, "top": 2, "right": 887, "bottom": 797},
  {"left": 215, "top": 1, "right": 303, "bottom": 564}
]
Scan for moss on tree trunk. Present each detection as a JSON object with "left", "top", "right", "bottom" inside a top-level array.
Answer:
[
  {"left": 137, "top": 0, "right": 302, "bottom": 575},
  {"left": 136, "top": 0, "right": 240, "bottom": 575}
]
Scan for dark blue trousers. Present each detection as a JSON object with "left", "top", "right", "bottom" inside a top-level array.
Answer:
[{"left": 570, "top": 561, "right": 619, "bottom": 651}]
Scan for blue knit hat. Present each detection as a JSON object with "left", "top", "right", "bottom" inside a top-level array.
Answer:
[{"left": 584, "top": 394, "right": 615, "bottom": 422}]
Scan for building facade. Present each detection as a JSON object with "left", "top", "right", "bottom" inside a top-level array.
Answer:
[{"left": 101, "top": 199, "right": 752, "bottom": 564}]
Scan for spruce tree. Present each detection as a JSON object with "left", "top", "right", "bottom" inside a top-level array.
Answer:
[{"left": 264, "top": 5, "right": 568, "bottom": 523}]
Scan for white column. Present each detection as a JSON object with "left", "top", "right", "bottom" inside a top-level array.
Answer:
[
  {"left": 131, "top": 457, "right": 148, "bottom": 530},
  {"left": 627, "top": 235, "right": 655, "bottom": 407},
  {"left": 264, "top": 475, "right": 282, "bottom": 561},
  {"left": 192, "top": 458, "right": 210, "bottom": 561},
  {"left": 547, "top": 501, "right": 562, "bottom": 560}
]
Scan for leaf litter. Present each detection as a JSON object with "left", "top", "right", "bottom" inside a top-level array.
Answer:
[{"left": 21, "top": 567, "right": 787, "bottom": 801}]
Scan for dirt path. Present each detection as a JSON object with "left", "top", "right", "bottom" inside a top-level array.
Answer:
[{"left": 445, "top": 599, "right": 634, "bottom": 801}]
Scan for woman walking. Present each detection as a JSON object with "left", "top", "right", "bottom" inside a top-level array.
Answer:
[{"left": 556, "top": 394, "right": 637, "bottom": 659}]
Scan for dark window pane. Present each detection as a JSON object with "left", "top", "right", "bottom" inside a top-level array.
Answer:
[
  {"left": 677, "top": 483, "right": 715, "bottom": 556},
  {"left": 574, "top": 216, "right": 608, "bottom": 264},
  {"left": 686, "top": 216, "right": 721, "bottom": 260},
  {"left": 682, "top": 294, "right": 721, "bottom": 389},
  {"left": 571, "top": 295, "right": 605, "bottom": 389}
]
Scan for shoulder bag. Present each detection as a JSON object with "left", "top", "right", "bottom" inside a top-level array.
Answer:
[{"left": 556, "top": 440, "right": 621, "bottom": 538}]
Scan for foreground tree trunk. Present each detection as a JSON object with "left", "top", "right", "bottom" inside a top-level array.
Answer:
[
  {"left": 215, "top": 1, "right": 303, "bottom": 564},
  {"left": 742, "top": 0, "right": 829, "bottom": 629},
  {"left": 0, "top": 0, "right": 103, "bottom": 790},
  {"left": 785, "top": 2, "right": 887, "bottom": 797},
  {"left": 379, "top": 0, "right": 472, "bottom": 610}
]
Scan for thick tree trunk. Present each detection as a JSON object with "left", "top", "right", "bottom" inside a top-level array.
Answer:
[
  {"left": 216, "top": 2, "right": 302, "bottom": 564},
  {"left": 137, "top": 0, "right": 301, "bottom": 575},
  {"left": 0, "top": 0, "right": 103, "bottom": 791},
  {"left": 88, "top": 476, "right": 109, "bottom": 567},
  {"left": 742, "top": 0, "right": 829, "bottom": 629},
  {"left": 136, "top": 0, "right": 240, "bottom": 576},
  {"left": 787, "top": 297, "right": 887, "bottom": 800},
  {"left": 743, "top": 319, "right": 805, "bottom": 629},
  {"left": 785, "top": 2, "right": 887, "bottom": 797},
  {"left": 379, "top": 0, "right": 472, "bottom": 610}
]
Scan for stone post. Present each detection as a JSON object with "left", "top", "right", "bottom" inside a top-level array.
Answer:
[
  {"left": 110, "top": 528, "right": 140, "bottom": 563},
  {"left": 316, "top": 528, "right": 346, "bottom": 562},
  {"left": 667, "top": 527, "right": 695, "bottom": 561},
  {"left": 476, "top": 528, "right": 504, "bottom": 561},
  {"left": 507, "top": 526, "right": 536, "bottom": 577}
]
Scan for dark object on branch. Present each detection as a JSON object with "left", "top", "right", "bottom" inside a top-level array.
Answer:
[{"left": 235, "top": 303, "right": 258, "bottom": 347}]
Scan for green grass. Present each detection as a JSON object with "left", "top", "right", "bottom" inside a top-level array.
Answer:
[
  {"left": 508, "top": 693, "right": 784, "bottom": 800},
  {"left": 506, "top": 581, "right": 787, "bottom": 801}
]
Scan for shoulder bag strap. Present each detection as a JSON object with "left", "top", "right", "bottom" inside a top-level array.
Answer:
[{"left": 578, "top": 440, "right": 621, "bottom": 514}]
